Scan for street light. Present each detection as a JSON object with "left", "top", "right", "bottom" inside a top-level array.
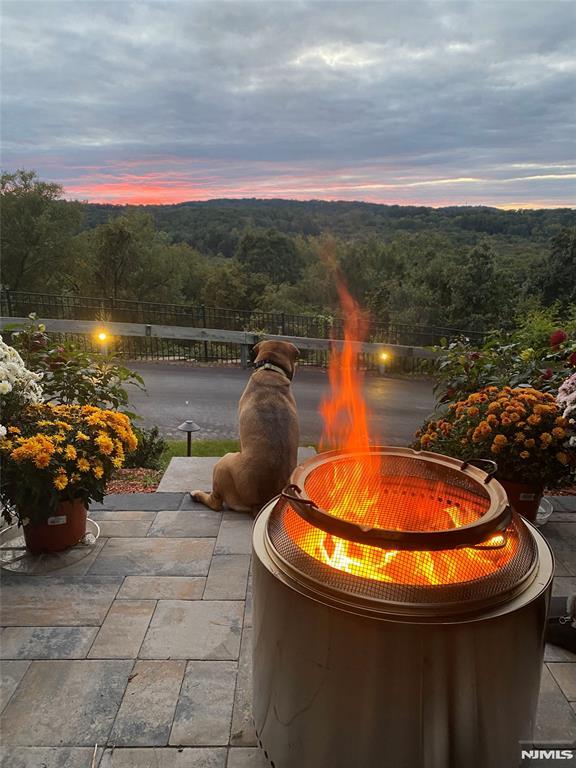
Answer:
[{"left": 177, "top": 419, "right": 201, "bottom": 457}]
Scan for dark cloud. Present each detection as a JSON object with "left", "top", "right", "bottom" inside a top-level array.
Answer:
[{"left": 2, "top": 0, "right": 575, "bottom": 206}]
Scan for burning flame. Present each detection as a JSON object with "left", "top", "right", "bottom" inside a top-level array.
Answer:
[{"left": 285, "top": 245, "right": 516, "bottom": 587}]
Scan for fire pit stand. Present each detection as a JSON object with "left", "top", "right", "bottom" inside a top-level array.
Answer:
[{"left": 251, "top": 448, "right": 554, "bottom": 768}]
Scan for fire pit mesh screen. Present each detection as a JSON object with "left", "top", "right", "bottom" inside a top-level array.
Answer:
[
  {"left": 267, "top": 454, "right": 537, "bottom": 605},
  {"left": 302, "top": 455, "right": 491, "bottom": 532},
  {"left": 270, "top": 503, "right": 536, "bottom": 604}
]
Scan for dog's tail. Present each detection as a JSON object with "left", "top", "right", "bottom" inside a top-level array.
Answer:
[{"left": 191, "top": 490, "right": 224, "bottom": 512}]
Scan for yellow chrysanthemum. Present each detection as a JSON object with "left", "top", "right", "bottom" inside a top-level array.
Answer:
[
  {"left": 64, "top": 445, "right": 77, "bottom": 460},
  {"left": 76, "top": 431, "right": 90, "bottom": 442},
  {"left": 95, "top": 434, "right": 114, "bottom": 455},
  {"left": 77, "top": 457, "right": 90, "bottom": 472},
  {"left": 10, "top": 435, "right": 56, "bottom": 468},
  {"left": 552, "top": 427, "right": 566, "bottom": 440},
  {"left": 556, "top": 452, "right": 568, "bottom": 465},
  {"left": 519, "top": 451, "right": 530, "bottom": 460},
  {"left": 53, "top": 473, "right": 68, "bottom": 490}
]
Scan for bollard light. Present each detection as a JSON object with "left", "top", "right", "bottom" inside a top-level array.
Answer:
[
  {"left": 95, "top": 329, "right": 110, "bottom": 356},
  {"left": 177, "top": 419, "right": 201, "bottom": 457}
]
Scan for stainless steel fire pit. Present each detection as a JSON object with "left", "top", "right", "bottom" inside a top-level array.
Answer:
[{"left": 252, "top": 447, "right": 553, "bottom": 768}]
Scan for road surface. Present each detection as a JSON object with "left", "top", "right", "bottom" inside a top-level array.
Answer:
[{"left": 128, "top": 362, "right": 436, "bottom": 446}]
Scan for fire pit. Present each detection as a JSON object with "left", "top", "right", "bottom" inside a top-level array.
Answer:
[{"left": 252, "top": 447, "right": 553, "bottom": 768}]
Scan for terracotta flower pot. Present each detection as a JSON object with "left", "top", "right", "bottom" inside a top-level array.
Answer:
[
  {"left": 22, "top": 499, "right": 87, "bottom": 554},
  {"left": 498, "top": 478, "right": 543, "bottom": 523}
]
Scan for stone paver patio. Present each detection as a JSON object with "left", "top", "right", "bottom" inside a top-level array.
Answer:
[{"left": 0, "top": 455, "right": 575, "bottom": 767}]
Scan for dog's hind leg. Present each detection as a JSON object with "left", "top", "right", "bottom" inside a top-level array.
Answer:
[{"left": 191, "top": 489, "right": 224, "bottom": 511}]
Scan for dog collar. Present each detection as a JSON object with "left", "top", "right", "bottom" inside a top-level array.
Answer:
[{"left": 253, "top": 359, "right": 293, "bottom": 380}]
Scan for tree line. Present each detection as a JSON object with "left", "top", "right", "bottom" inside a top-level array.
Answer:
[{"left": 2, "top": 169, "right": 575, "bottom": 332}]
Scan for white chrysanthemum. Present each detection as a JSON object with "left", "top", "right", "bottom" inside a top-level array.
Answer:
[
  {"left": 0, "top": 336, "right": 43, "bottom": 404},
  {"left": 0, "top": 424, "right": 6, "bottom": 438}
]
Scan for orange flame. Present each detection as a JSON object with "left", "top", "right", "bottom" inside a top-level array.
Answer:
[{"left": 285, "top": 244, "right": 517, "bottom": 587}]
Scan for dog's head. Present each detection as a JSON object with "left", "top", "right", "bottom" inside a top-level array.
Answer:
[{"left": 252, "top": 340, "right": 299, "bottom": 379}]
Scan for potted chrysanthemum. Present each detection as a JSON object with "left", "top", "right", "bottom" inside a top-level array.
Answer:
[
  {"left": 414, "top": 386, "right": 573, "bottom": 521},
  {"left": 0, "top": 403, "right": 137, "bottom": 553}
]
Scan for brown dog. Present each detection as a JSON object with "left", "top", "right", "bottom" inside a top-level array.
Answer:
[{"left": 191, "top": 340, "right": 299, "bottom": 514}]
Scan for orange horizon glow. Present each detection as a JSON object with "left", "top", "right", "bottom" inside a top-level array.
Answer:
[
  {"left": 45, "top": 159, "right": 575, "bottom": 209},
  {"left": 62, "top": 185, "right": 574, "bottom": 210}
]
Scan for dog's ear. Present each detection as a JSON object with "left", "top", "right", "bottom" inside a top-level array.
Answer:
[
  {"left": 288, "top": 343, "right": 299, "bottom": 359},
  {"left": 250, "top": 342, "right": 261, "bottom": 363}
]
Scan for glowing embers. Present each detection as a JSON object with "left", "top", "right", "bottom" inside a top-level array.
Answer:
[{"left": 283, "top": 503, "right": 518, "bottom": 587}]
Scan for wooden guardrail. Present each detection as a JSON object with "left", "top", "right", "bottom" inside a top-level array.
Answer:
[{"left": 0, "top": 317, "right": 438, "bottom": 365}]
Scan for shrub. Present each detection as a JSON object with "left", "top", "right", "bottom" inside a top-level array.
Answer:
[
  {"left": 434, "top": 322, "right": 576, "bottom": 405},
  {"left": 124, "top": 426, "right": 167, "bottom": 470},
  {"left": 7, "top": 315, "right": 144, "bottom": 413}
]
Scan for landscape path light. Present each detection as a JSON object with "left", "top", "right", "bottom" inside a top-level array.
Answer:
[
  {"left": 177, "top": 419, "right": 201, "bottom": 457},
  {"left": 95, "top": 329, "right": 110, "bottom": 356},
  {"left": 378, "top": 348, "right": 391, "bottom": 374}
]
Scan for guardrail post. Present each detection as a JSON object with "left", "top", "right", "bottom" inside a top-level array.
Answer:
[
  {"left": 201, "top": 305, "right": 209, "bottom": 361},
  {"left": 241, "top": 344, "right": 250, "bottom": 368}
]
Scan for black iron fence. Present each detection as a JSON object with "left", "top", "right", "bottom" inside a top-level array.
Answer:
[
  {"left": 19, "top": 330, "right": 434, "bottom": 375},
  {"left": 0, "top": 290, "right": 484, "bottom": 349}
]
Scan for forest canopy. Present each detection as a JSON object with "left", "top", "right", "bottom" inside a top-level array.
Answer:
[{"left": 2, "top": 169, "right": 575, "bottom": 332}]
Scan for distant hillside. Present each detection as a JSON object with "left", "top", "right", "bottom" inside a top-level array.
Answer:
[{"left": 82, "top": 198, "right": 576, "bottom": 257}]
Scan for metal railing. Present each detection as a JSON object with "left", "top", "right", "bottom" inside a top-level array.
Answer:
[
  {"left": 0, "top": 316, "right": 439, "bottom": 374},
  {"left": 0, "top": 289, "right": 484, "bottom": 349}
]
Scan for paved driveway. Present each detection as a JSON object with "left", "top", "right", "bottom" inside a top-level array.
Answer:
[{"left": 128, "top": 363, "right": 436, "bottom": 446}]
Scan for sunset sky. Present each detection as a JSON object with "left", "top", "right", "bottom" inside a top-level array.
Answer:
[{"left": 2, "top": 0, "right": 575, "bottom": 208}]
